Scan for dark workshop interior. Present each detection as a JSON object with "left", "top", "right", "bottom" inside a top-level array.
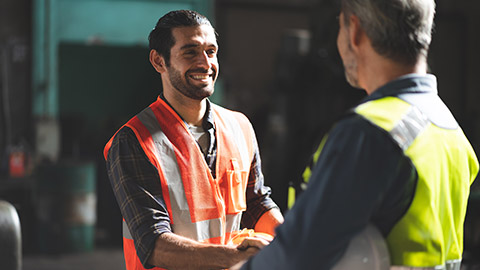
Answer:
[{"left": 1, "top": 0, "right": 480, "bottom": 269}]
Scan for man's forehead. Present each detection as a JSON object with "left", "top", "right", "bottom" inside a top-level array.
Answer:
[{"left": 171, "top": 25, "right": 217, "bottom": 47}]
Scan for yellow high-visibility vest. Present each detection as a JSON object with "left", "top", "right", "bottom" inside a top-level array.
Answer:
[{"left": 355, "top": 97, "right": 478, "bottom": 268}]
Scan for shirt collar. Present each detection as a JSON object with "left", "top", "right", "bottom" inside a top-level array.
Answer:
[
  {"left": 361, "top": 73, "right": 438, "bottom": 103},
  {"left": 202, "top": 99, "right": 215, "bottom": 131},
  {"left": 159, "top": 93, "right": 215, "bottom": 131}
]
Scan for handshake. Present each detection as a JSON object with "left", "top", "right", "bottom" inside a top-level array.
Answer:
[{"left": 229, "top": 229, "right": 274, "bottom": 270}]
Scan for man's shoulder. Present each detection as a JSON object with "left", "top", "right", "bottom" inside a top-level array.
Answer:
[
  {"left": 211, "top": 103, "right": 250, "bottom": 122},
  {"left": 115, "top": 125, "right": 136, "bottom": 138},
  {"left": 210, "top": 102, "right": 240, "bottom": 114},
  {"left": 333, "top": 102, "right": 376, "bottom": 124},
  {"left": 335, "top": 112, "right": 379, "bottom": 131},
  {"left": 104, "top": 125, "right": 138, "bottom": 161},
  {"left": 330, "top": 112, "right": 394, "bottom": 145},
  {"left": 108, "top": 126, "right": 137, "bottom": 148}
]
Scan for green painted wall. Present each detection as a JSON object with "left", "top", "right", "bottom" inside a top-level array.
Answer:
[
  {"left": 58, "top": 43, "right": 160, "bottom": 132},
  {"left": 33, "top": 0, "right": 215, "bottom": 118}
]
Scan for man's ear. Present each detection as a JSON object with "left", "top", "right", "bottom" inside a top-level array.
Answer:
[
  {"left": 348, "top": 14, "right": 364, "bottom": 53},
  {"left": 149, "top": 49, "right": 166, "bottom": 73}
]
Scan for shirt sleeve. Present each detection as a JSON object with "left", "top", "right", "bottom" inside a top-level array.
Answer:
[
  {"left": 242, "top": 114, "right": 416, "bottom": 270},
  {"left": 105, "top": 126, "right": 171, "bottom": 268},
  {"left": 241, "top": 124, "right": 280, "bottom": 229}
]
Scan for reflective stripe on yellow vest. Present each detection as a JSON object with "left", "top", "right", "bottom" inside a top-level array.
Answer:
[
  {"left": 104, "top": 97, "right": 255, "bottom": 270},
  {"left": 355, "top": 96, "right": 479, "bottom": 268}
]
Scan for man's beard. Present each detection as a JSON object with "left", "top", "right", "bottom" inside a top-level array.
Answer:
[
  {"left": 167, "top": 65, "right": 215, "bottom": 100},
  {"left": 343, "top": 41, "right": 360, "bottom": 89}
]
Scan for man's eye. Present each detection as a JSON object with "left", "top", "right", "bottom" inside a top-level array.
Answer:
[
  {"left": 184, "top": 50, "right": 196, "bottom": 56},
  {"left": 207, "top": 49, "right": 217, "bottom": 56}
]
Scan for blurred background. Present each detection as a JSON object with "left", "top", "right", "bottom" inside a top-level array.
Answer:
[{"left": 0, "top": 0, "right": 479, "bottom": 269}]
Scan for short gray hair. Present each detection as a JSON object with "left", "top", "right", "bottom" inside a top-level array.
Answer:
[{"left": 341, "top": 0, "right": 435, "bottom": 65}]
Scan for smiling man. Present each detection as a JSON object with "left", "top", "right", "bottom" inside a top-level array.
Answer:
[{"left": 104, "top": 10, "right": 283, "bottom": 270}]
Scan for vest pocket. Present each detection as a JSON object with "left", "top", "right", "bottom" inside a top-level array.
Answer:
[{"left": 226, "top": 159, "right": 248, "bottom": 214}]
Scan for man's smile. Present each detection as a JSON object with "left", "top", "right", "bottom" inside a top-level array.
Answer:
[{"left": 188, "top": 70, "right": 215, "bottom": 83}]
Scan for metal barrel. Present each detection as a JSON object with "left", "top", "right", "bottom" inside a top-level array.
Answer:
[
  {"left": 35, "top": 160, "right": 96, "bottom": 253},
  {"left": 0, "top": 200, "right": 22, "bottom": 270}
]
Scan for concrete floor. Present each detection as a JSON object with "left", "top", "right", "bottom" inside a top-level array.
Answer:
[
  {"left": 22, "top": 248, "right": 125, "bottom": 270},
  {"left": 20, "top": 247, "right": 480, "bottom": 270}
]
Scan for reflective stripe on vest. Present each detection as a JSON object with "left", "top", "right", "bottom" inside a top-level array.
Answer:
[
  {"left": 123, "top": 219, "right": 133, "bottom": 240},
  {"left": 355, "top": 96, "right": 479, "bottom": 268},
  {"left": 122, "top": 217, "right": 244, "bottom": 246},
  {"left": 388, "top": 106, "right": 429, "bottom": 151}
]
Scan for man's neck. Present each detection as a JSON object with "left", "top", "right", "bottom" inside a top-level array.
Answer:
[
  {"left": 163, "top": 90, "right": 206, "bottom": 127},
  {"left": 362, "top": 55, "right": 427, "bottom": 95}
]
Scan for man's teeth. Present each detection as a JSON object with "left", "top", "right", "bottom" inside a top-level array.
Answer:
[{"left": 192, "top": 75, "right": 209, "bottom": 80}]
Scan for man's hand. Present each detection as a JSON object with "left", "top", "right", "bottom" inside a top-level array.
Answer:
[
  {"left": 231, "top": 236, "right": 271, "bottom": 270},
  {"left": 236, "top": 236, "right": 271, "bottom": 251},
  {"left": 147, "top": 232, "right": 273, "bottom": 269}
]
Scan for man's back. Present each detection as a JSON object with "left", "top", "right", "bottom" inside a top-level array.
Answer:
[
  {"left": 355, "top": 75, "right": 478, "bottom": 267},
  {"left": 236, "top": 0, "right": 479, "bottom": 269},
  {"left": 240, "top": 74, "right": 478, "bottom": 270}
]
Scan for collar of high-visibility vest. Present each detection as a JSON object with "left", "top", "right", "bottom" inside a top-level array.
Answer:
[{"left": 362, "top": 73, "right": 437, "bottom": 103}]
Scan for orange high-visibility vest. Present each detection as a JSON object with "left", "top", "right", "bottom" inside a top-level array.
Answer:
[{"left": 104, "top": 97, "right": 255, "bottom": 270}]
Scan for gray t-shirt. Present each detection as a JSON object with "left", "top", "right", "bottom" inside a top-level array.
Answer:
[{"left": 188, "top": 124, "right": 209, "bottom": 156}]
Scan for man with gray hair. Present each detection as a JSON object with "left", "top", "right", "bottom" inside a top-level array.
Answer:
[{"left": 236, "top": 0, "right": 479, "bottom": 269}]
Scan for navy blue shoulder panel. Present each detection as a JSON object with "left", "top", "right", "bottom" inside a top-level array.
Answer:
[{"left": 397, "top": 92, "right": 458, "bottom": 130}]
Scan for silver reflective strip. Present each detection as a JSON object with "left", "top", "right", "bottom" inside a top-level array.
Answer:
[
  {"left": 137, "top": 108, "right": 224, "bottom": 242},
  {"left": 123, "top": 219, "right": 133, "bottom": 240},
  {"left": 218, "top": 109, "right": 251, "bottom": 168},
  {"left": 391, "top": 259, "right": 461, "bottom": 270},
  {"left": 444, "top": 259, "right": 462, "bottom": 270},
  {"left": 173, "top": 217, "right": 223, "bottom": 242},
  {"left": 226, "top": 213, "right": 242, "bottom": 234},
  {"left": 390, "top": 106, "right": 429, "bottom": 151}
]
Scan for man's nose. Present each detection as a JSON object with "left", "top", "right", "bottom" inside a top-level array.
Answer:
[{"left": 196, "top": 51, "right": 212, "bottom": 69}]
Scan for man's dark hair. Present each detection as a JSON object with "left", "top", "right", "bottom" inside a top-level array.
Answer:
[
  {"left": 148, "top": 10, "right": 213, "bottom": 66},
  {"left": 341, "top": 0, "right": 435, "bottom": 65}
]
